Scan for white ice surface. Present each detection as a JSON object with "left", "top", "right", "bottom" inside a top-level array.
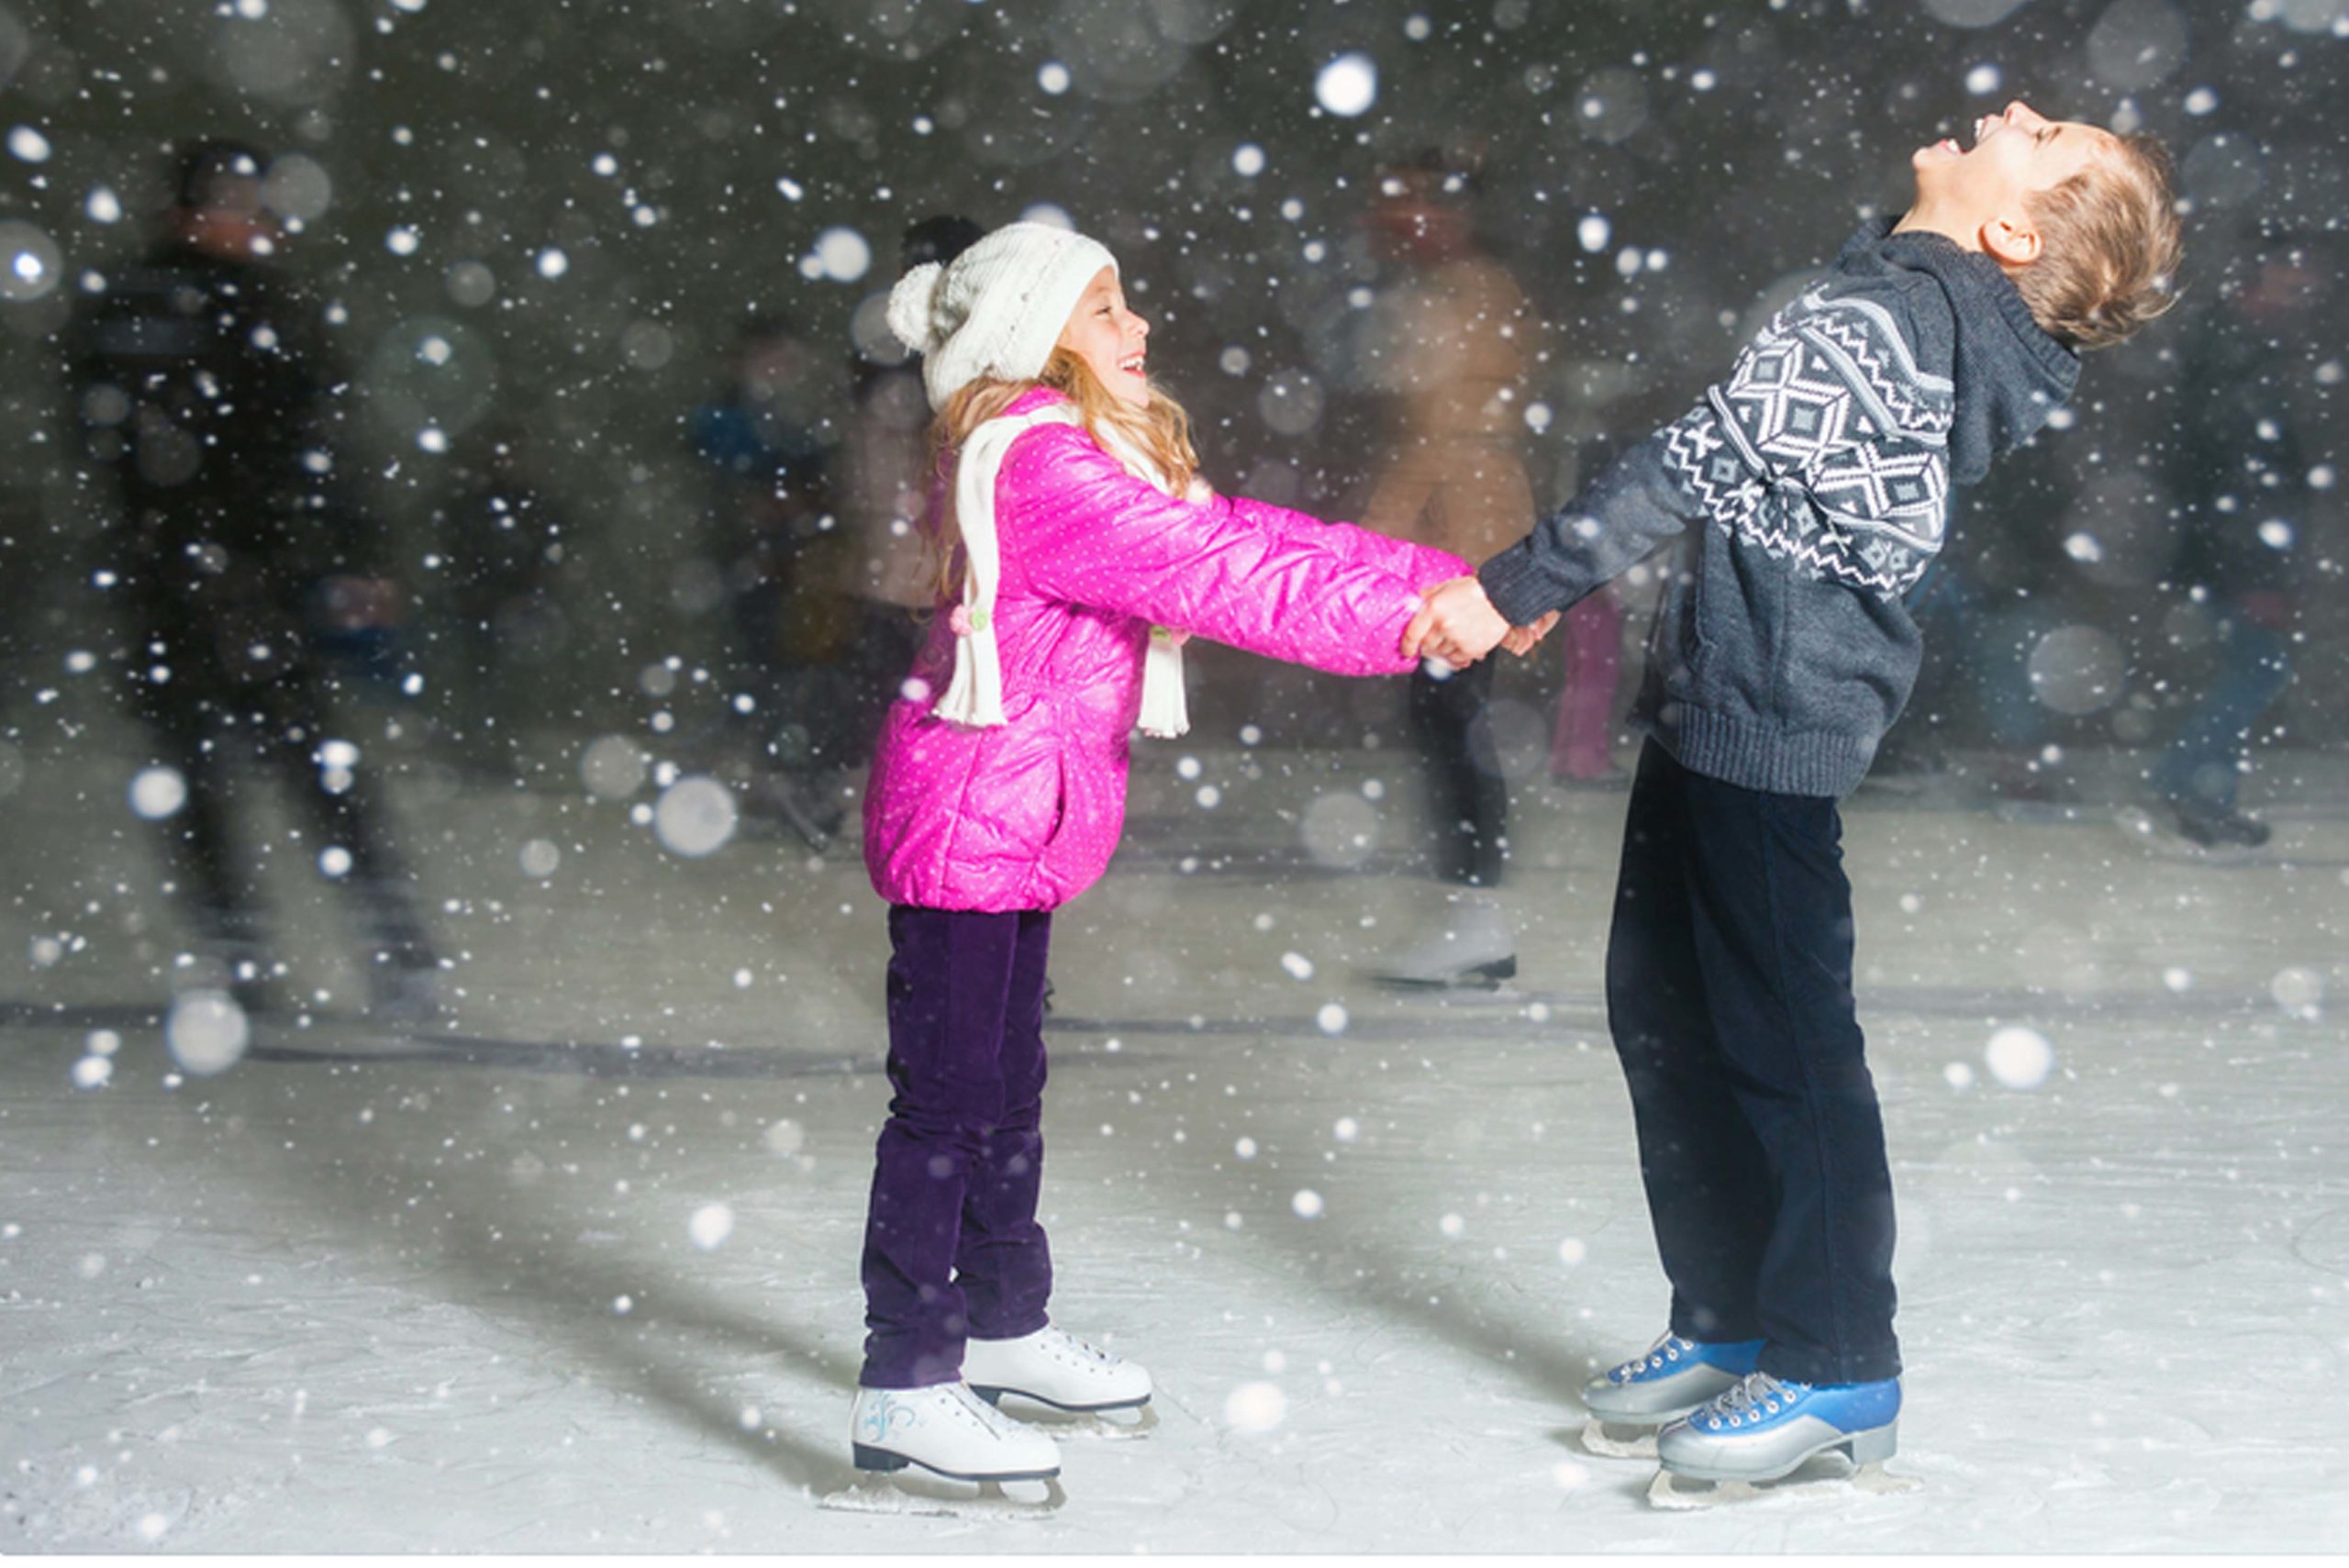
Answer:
[{"left": 4, "top": 739, "right": 2346, "bottom": 1552}]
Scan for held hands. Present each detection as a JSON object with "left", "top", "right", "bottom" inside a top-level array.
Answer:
[
  {"left": 1401, "top": 578, "right": 1555, "bottom": 667},
  {"left": 1501, "top": 611, "right": 1562, "bottom": 658}
]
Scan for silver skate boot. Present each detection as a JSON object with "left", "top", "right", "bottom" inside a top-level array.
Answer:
[
  {"left": 1648, "top": 1372, "right": 1911, "bottom": 1507},
  {"left": 1580, "top": 1332, "right": 1763, "bottom": 1458}
]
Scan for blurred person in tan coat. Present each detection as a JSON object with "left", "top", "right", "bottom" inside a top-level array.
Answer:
[{"left": 1355, "top": 149, "right": 1550, "bottom": 984}]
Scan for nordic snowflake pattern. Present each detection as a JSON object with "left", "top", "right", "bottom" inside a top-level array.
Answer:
[{"left": 1664, "top": 283, "right": 1955, "bottom": 598}]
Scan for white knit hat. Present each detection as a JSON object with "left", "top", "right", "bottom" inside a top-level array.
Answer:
[{"left": 885, "top": 220, "right": 1119, "bottom": 410}]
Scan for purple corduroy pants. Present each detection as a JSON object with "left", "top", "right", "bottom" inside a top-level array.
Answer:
[{"left": 857, "top": 904, "right": 1055, "bottom": 1388}]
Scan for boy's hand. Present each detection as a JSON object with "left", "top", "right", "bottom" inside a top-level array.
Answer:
[
  {"left": 1403, "top": 577, "right": 1513, "bottom": 667},
  {"left": 1500, "top": 610, "right": 1561, "bottom": 657}
]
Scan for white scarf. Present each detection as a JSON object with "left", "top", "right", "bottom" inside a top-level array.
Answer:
[{"left": 935, "top": 405, "right": 1190, "bottom": 739}]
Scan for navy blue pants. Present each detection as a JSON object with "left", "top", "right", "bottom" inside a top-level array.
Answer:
[
  {"left": 1605, "top": 741, "right": 1901, "bottom": 1386},
  {"left": 859, "top": 905, "right": 1055, "bottom": 1389}
]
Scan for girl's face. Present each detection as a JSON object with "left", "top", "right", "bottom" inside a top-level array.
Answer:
[{"left": 1056, "top": 267, "right": 1151, "bottom": 407}]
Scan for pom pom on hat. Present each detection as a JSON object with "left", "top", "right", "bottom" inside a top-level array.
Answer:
[
  {"left": 892, "top": 220, "right": 1119, "bottom": 410},
  {"left": 885, "top": 261, "right": 947, "bottom": 358}
]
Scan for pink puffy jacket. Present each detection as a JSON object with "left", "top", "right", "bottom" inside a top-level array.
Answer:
[{"left": 863, "top": 386, "right": 1470, "bottom": 912}]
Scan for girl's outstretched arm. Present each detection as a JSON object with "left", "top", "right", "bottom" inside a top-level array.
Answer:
[
  {"left": 1001, "top": 426, "right": 1468, "bottom": 676},
  {"left": 1213, "top": 492, "right": 1467, "bottom": 594}
]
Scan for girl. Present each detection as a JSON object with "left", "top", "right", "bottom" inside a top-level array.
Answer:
[{"left": 850, "top": 221, "right": 1470, "bottom": 1485}]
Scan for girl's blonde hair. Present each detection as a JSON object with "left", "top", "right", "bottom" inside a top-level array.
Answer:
[{"left": 921, "top": 347, "right": 1200, "bottom": 599}]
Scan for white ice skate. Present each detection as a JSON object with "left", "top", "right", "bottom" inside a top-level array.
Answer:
[
  {"left": 846, "top": 1382, "right": 1061, "bottom": 1482},
  {"left": 964, "top": 1325, "right": 1155, "bottom": 1437},
  {"left": 1369, "top": 892, "right": 1517, "bottom": 987}
]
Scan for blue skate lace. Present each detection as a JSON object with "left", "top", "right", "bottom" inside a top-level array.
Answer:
[{"left": 1697, "top": 1371, "right": 1809, "bottom": 1430}]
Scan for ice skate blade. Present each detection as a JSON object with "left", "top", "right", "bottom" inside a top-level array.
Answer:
[
  {"left": 1580, "top": 1418, "right": 1660, "bottom": 1461},
  {"left": 2112, "top": 806, "right": 2265, "bottom": 863},
  {"left": 820, "top": 1473, "right": 1066, "bottom": 1518},
  {"left": 1370, "top": 957, "right": 1518, "bottom": 991},
  {"left": 1647, "top": 1460, "right": 1918, "bottom": 1510},
  {"left": 991, "top": 1398, "right": 1155, "bottom": 1436},
  {"left": 850, "top": 1442, "right": 1057, "bottom": 1485},
  {"left": 1988, "top": 798, "right": 2089, "bottom": 828},
  {"left": 974, "top": 1389, "right": 1158, "bottom": 1440}
]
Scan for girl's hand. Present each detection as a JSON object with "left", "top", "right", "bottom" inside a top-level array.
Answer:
[{"left": 1403, "top": 577, "right": 1512, "bottom": 666}]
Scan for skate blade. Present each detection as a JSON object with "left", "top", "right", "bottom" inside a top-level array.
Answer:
[
  {"left": 2112, "top": 806, "right": 2264, "bottom": 863},
  {"left": 1579, "top": 1419, "right": 1660, "bottom": 1461},
  {"left": 1369, "top": 961, "right": 1518, "bottom": 992},
  {"left": 1647, "top": 1460, "right": 1919, "bottom": 1511},
  {"left": 977, "top": 1391, "right": 1158, "bottom": 1441},
  {"left": 1013, "top": 1401, "right": 1158, "bottom": 1441},
  {"left": 1989, "top": 799, "right": 2090, "bottom": 828},
  {"left": 819, "top": 1474, "right": 1066, "bottom": 1518}
]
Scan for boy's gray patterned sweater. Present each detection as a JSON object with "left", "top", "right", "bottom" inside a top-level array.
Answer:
[{"left": 1481, "top": 217, "right": 2081, "bottom": 798}]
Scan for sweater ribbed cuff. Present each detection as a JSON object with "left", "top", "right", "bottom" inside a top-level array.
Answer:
[{"left": 1477, "top": 545, "right": 1567, "bottom": 627}]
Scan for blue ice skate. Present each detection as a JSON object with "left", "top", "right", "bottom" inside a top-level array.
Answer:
[
  {"left": 1579, "top": 1332, "right": 1764, "bottom": 1458},
  {"left": 1585, "top": 1333, "right": 1765, "bottom": 1424},
  {"left": 1655, "top": 1371, "right": 1900, "bottom": 1488}
]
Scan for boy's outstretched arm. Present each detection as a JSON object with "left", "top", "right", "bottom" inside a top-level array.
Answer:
[
  {"left": 1404, "top": 428, "right": 1701, "bottom": 665},
  {"left": 1475, "top": 433, "right": 1702, "bottom": 629}
]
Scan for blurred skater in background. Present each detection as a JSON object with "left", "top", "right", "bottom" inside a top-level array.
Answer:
[
  {"left": 1353, "top": 148, "right": 1549, "bottom": 985},
  {"left": 2144, "top": 245, "right": 2321, "bottom": 849},
  {"left": 63, "top": 138, "right": 440, "bottom": 1019}
]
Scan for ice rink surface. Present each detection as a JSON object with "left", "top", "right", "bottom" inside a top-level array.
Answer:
[{"left": 5, "top": 734, "right": 2346, "bottom": 1553}]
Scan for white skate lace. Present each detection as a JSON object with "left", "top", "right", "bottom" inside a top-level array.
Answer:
[
  {"left": 1614, "top": 1331, "right": 1692, "bottom": 1382},
  {"left": 950, "top": 1382, "right": 1024, "bottom": 1435},
  {"left": 1698, "top": 1371, "right": 1807, "bottom": 1429},
  {"left": 1044, "top": 1328, "right": 1119, "bottom": 1367}
]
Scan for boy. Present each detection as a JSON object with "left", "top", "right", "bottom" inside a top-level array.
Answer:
[{"left": 1406, "top": 102, "right": 2181, "bottom": 1486}]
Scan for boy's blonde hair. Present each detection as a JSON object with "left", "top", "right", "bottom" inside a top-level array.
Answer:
[
  {"left": 2015, "top": 131, "right": 2183, "bottom": 351},
  {"left": 921, "top": 348, "right": 1201, "bottom": 599}
]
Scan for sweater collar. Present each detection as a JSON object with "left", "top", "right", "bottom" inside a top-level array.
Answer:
[{"left": 1843, "top": 216, "right": 2081, "bottom": 484}]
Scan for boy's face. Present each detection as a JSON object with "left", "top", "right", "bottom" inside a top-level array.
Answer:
[{"left": 1906, "top": 101, "right": 2114, "bottom": 262}]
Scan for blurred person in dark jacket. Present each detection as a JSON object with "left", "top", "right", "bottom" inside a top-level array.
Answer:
[
  {"left": 687, "top": 313, "right": 845, "bottom": 846},
  {"left": 429, "top": 420, "right": 570, "bottom": 778},
  {"left": 63, "top": 138, "right": 440, "bottom": 1018},
  {"left": 2147, "top": 247, "right": 2319, "bottom": 848}
]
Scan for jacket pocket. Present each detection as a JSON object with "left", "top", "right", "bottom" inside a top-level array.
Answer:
[
  {"left": 1040, "top": 743, "right": 1071, "bottom": 852},
  {"left": 1669, "top": 530, "right": 1719, "bottom": 691}
]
